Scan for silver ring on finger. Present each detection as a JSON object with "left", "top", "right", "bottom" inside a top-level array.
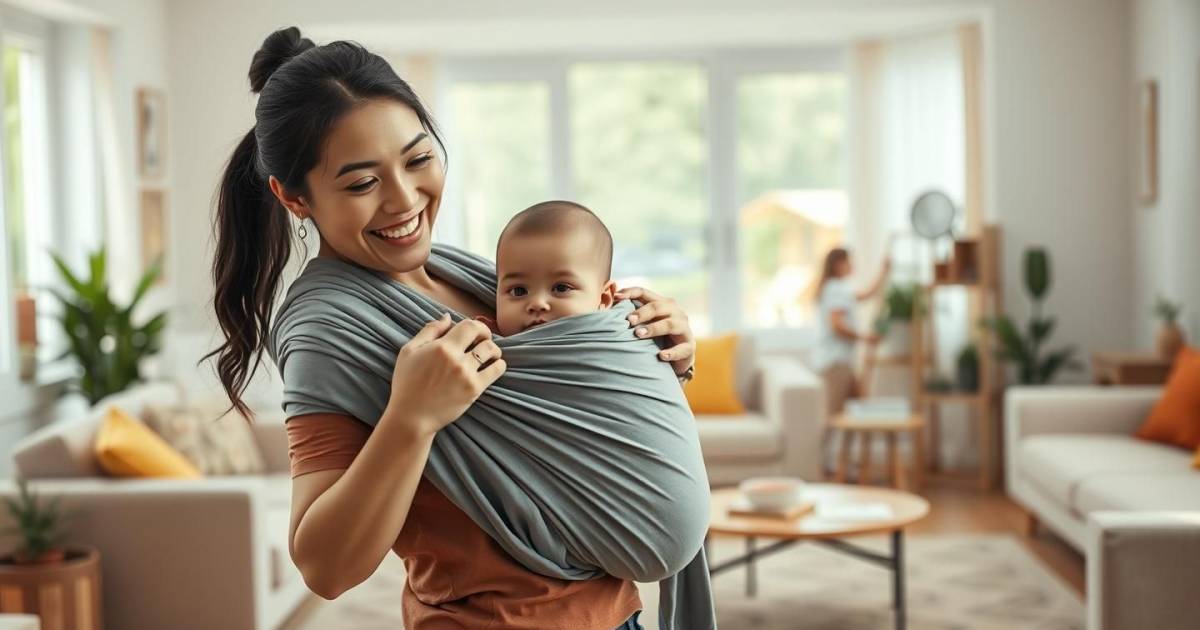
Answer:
[{"left": 471, "top": 349, "right": 486, "bottom": 365}]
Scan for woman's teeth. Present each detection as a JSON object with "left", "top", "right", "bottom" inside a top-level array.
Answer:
[{"left": 372, "top": 214, "right": 420, "bottom": 239}]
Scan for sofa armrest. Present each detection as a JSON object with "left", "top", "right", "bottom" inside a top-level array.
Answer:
[
  {"left": 250, "top": 418, "right": 291, "bottom": 474},
  {"left": 0, "top": 478, "right": 269, "bottom": 630},
  {"left": 1087, "top": 511, "right": 1200, "bottom": 630},
  {"left": 759, "top": 356, "right": 824, "bottom": 480}
]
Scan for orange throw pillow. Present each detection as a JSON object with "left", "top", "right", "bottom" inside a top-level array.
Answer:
[
  {"left": 1136, "top": 346, "right": 1200, "bottom": 450},
  {"left": 683, "top": 334, "right": 746, "bottom": 415},
  {"left": 1193, "top": 445, "right": 1200, "bottom": 470}
]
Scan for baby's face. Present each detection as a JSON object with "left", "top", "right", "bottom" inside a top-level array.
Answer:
[{"left": 496, "top": 230, "right": 615, "bottom": 336}]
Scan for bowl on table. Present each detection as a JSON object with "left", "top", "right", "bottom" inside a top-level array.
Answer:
[{"left": 738, "top": 477, "right": 807, "bottom": 511}]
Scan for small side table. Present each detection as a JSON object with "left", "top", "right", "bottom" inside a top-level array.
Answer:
[
  {"left": 1092, "top": 352, "right": 1173, "bottom": 385},
  {"left": 830, "top": 414, "right": 925, "bottom": 491}
]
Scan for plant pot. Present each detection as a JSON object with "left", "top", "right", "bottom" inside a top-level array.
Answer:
[
  {"left": 0, "top": 545, "right": 102, "bottom": 630},
  {"left": 1156, "top": 323, "right": 1185, "bottom": 361},
  {"left": 878, "top": 321, "right": 912, "bottom": 357}
]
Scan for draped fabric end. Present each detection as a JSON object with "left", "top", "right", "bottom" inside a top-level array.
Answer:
[{"left": 267, "top": 244, "right": 717, "bottom": 629}]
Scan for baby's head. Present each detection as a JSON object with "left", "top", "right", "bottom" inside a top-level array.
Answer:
[{"left": 495, "top": 200, "right": 617, "bottom": 336}]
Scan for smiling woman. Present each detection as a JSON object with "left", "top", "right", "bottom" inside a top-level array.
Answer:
[{"left": 202, "top": 26, "right": 703, "bottom": 630}]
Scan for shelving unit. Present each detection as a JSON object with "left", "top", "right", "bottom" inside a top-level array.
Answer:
[{"left": 910, "top": 225, "right": 1004, "bottom": 490}]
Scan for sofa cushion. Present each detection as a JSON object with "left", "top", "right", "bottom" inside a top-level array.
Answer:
[
  {"left": 1136, "top": 345, "right": 1200, "bottom": 449},
  {"left": 1074, "top": 473, "right": 1200, "bottom": 513},
  {"left": 142, "top": 403, "right": 267, "bottom": 475},
  {"left": 1019, "top": 434, "right": 1191, "bottom": 509},
  {"left": 685, "top": 334, "right": 747, "bottom": 415},
  {"left": 94, "top": 406, "right": 203, "bottom": 479},
  {"left": 695, "top": 414, "right": 782, "bottom": 459},
  {"left": 11, "top": 381, "right": 187, "bottom": 479}
]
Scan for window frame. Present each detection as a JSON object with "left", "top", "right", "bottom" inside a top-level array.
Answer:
[{"left": 436, "top": 46, "right": 847, "bottom": 332}]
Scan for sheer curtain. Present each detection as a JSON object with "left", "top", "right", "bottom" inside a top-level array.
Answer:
[{"left": 849, "top": 28, "right": 979, "bottom": 468}]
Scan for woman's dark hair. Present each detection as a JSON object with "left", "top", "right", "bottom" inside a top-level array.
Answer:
[
  {"left": 814, "top": 247, "right": 850, "bottom": 302},
  {"left": 202, "top": 27, "right": 445, "bottom": 420}
]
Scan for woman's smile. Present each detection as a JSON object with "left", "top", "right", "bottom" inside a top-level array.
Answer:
[{"left": 369, "top": 208, "right": 424, "bottom": 247}]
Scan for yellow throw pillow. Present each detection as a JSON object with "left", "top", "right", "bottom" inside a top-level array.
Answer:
[
  {"left": 94, "top": 406, "right": 203, "bottom": 479},
  {"left": 684, "top": 334, "right": 746, "bottom": 415}
]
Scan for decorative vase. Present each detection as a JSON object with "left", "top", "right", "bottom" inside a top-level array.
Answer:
[
  {"left": 1156, "top": 323, "right": 1185, "bottom": 361},
  {"left": 0, "top": 546, "right": 103, "bottom": 630}
]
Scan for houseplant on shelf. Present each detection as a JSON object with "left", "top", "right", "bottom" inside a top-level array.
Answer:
[
  {"left": 981, "top": 247, "right": 1081, "bottom": 384},
  {"left": 955, "top": 343, "right": 980, "bottom": 392},
  {"left": 43, "top": 247, "right": 167, "bottom": 405},
  {"left": 0, "top": 479, "right": 102, "bottom": 628},
  {"left": 873, "top": 282, "right": 923, "bottom": 357},
  {"left": 1153, "top": 294, "right": 1185, "bottom": 360}
]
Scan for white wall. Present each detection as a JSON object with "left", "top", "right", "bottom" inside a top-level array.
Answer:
[
  {"left": 161, "top": 0, "right": 1136, "bottom": 398},
  {"left": 1131, "top": 0, "right": 1200, "bottom": 348}
]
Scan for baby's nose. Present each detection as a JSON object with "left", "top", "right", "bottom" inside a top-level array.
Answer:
[{"left": 526, "top": 297, "right": 550, "bottom": 312}]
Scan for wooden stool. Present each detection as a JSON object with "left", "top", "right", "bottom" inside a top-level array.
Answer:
[{"left": 830, "top": 414, "right": 925, "bottom": 491}]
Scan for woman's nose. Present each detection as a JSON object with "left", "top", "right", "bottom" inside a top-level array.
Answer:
[{"left": 382, "top": 174, "right": 420, "bottom": 212}]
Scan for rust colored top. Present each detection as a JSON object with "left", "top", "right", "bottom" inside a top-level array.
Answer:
[{"left": 286, "top": 414, "right": 642, "bottom": 630}]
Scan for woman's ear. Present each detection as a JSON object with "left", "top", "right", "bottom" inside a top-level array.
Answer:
[
  {"left": 598, "top": 280, "right": 618, "bottom": 309},
  {"left": 268, "top": 175, "right": 310, "bottom": 221}
]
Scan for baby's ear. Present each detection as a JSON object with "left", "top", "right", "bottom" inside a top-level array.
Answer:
[{"left": 598, "top": 280, "right": 618, "bottom": 309}]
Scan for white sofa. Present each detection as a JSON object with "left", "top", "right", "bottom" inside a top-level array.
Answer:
[
  {"left": 3, "top": 382, "right": 309, "bottom": 630},
  {"left": 1005, "top": 386, "right": 1200, "bottom": 630},
  {"left": 694, "top": 336, "right": 824, "bottom": 486}
]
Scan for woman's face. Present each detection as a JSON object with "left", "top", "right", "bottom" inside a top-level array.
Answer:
[
  {"left": 286, "top": 99, "right": 444, "bottom": 277},
  {"left": 836, "top": 256, "right": 853, "bottom": 277}
]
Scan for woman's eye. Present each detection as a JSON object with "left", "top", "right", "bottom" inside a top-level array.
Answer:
[
  {"left": 408, "top": 153, "right": 433, "bottom": 169},
  {"left": 348, "top": 178, "right": 377, "bottom": 193},
  {"left": 507, "top": 286, "right": 527, "bottom": 297},
  {"left": 553, "top": 283, "right": 574, "bottom": 293}
]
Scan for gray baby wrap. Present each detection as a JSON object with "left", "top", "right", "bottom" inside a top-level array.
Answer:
[{"left": 267, "top": 244, "right": 717, "bottom": 629}]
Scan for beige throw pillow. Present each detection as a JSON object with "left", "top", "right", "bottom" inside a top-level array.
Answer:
[{"left": 141, "top": 403, "right": 267, "bottom": 475}]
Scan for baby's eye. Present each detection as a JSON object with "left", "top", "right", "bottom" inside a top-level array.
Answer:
[
  {"left": 552, "top": 283, "right": 574, "bottom": 294},
  {"left": 507, "top": 286, "right": 527, "bottom": 298}
]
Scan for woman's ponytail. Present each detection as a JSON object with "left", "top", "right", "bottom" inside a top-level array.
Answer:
[{"left": 202, "top": 127, "right": 292, "bottom": 421}]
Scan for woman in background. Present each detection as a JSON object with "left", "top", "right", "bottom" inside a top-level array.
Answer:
[{"left": 811, "top": 247, "right": 891, "bottom": 415}]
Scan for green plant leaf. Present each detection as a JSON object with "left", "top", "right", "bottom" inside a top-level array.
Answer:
[
  {"left": 1037, "top": 346, "right": 1080, "bottom": 383},
  {"left": 1024, "top": 248, "right": 1050, "bottom": 300},
  {"left": 1029, "top": 316, "right": 1056, "bottom": 343},
  {"left": 49, "top": 251, "right": 87, "bottom": 296}
]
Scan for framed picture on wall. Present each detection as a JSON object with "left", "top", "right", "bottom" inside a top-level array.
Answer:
[
  {"left": 137, "top": 87, "right": 166, "bottom": 180},
  {"left": 140, "top": 187, "right": 167, "bottom": 285},
  {"left": 1139, "top": 80, "right": 1158, "bottom": 205}
]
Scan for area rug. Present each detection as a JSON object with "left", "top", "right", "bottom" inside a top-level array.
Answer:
[{"left": 283, "top": 535, "right": 1083, "bottom": 630}]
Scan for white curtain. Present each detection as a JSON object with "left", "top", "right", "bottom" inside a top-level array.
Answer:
[{"left": 849, "top": 28, "right": 979, "bottom": 468}]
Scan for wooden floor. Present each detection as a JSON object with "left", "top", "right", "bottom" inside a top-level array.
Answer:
[{"left": 907, "top": 474, "right": 1085, "bottom": 595}]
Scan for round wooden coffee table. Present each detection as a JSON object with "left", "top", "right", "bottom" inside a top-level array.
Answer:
[{"left": 707, "top": 484, "right": 930, "bottom": 630}]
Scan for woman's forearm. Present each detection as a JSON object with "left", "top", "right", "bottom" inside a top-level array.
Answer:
[{"left": 291, "top": 409, "right": 435, "bottom": 598}]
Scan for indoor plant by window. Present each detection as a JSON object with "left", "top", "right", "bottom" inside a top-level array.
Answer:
[
  {"left": 44, "top": 247, "right": 167, "bottom": 405},
  {"left": 981, "top": 247, "right": 1080, "bottom": 384},
  {"left": 874, "top": 282, "right": 922, "bottom": 356}
]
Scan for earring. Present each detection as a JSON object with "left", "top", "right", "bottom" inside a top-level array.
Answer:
[{"left": 297, "top": 218, "right": 308, "bottom": 239}]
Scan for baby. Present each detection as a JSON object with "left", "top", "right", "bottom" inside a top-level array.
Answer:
[{"left": 480, "top": 200, "right": 617, "bottom": 336}]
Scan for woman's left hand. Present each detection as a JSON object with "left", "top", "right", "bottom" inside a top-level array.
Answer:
[{"left": 615, "top": 286, "right": 695, "bottom": 377}]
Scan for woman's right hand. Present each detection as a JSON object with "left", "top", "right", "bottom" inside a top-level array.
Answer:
[{"left": 385, "top": 314, "right": 505, "bottom": 437}]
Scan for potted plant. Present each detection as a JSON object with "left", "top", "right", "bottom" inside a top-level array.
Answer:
[
  {"left": 874, "top": 283, "right": 923, "bottom": 356},
  {"left": 981, "top": 248, "right": 1082, "bottom": 384},
  {"left": 42, "top": 247, "right": 167, "bottom": 405},
  {"left": 956, "top": 343, "right": 980, "bottom": 392},
  {"left": 1153, "top": 294, "right": 1185, "bottom": 361},
  {"left": 1, "top": 480, "right": 102, "bottom": 628}
]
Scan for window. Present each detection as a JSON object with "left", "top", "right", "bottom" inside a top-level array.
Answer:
[
  {"left": 569, "top": 62, "right": 709, "bottom": 332},
  {"left": 441, "top": 52, "right": 847, "bottom": 333},
  {"left": 736, "top": 72, "right": 847, "bottom": 327},
  {"left": 449, "top": 81, "right": 552, "bottom": 256},
  {"left": 0, "top": 24, "right": 56, "bottom": 380}
]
